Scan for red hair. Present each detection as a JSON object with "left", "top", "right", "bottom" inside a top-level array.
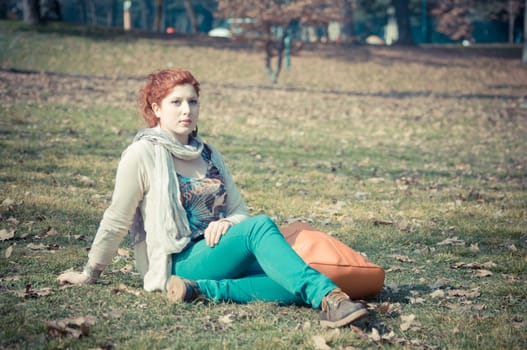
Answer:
[{"left": 138, "top": 68, "right": 200, "bottom": 127}]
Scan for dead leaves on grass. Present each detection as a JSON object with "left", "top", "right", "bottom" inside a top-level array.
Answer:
[
  {"left": 0, "top": 227, "right": 16, "bottom": 241},
  {"left": 13, "top": 283, "right": 54, "bottom": 298},
  {"left": 112, "top": 283, "right": 141, "bottom": 297},
  {"left": 1, "top": 197, "right": 64, "bottom": 256},
  {"left": 45, "top": 315, "right": 97, "bottom": 339},
  {"left": 451, "top": 261, "right": 496, "bottom": 278},
  {"left": 311, "top": 329, "right": 341, "bottom": 350},
  {"left": 437, "top": 236, "right": 466, "bottom": 246}
]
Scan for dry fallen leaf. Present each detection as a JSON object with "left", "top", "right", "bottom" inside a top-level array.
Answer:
[
  {"left": 218, "top": 313, "right": 234, "bottom": 324},
  {"left": 312, "top": 335, "right": 331, "bottom": 350},
  {"left": 117, "top": 248, "right": 130, "bottom": 257},
  {"left": 386, "top": 266, "right": 403, "bottom": 273},
  {"left": 474, "top": 269, "right": 493, "bottom": 278},
  {"left": 429, "top": 290, "right": 446, "bottom": 299},
  {"left": 452, "top": 261, "right": 497, "bottom": 270},
  {"left": 0, "top": 228, "right": 15, "bottom": 241},
  {"left": 447, "top": 289, "right": 481, "bottom": 298},
  {"left": 400, "top": 314, "right": 417, "bottom": 331},
  {"left": 14, "top": 284, "right": 54, "bottom": 298},
  {"left": 468, "top": 243, "right": 480, "bottom": 253},
  {"left": 374, "top": 302, "right": 396, "bottom": 314},
  {"left": 437, "top": 237, "right": 466, "bottom": 246},
  {"left": 407, "top": 296, "right": 425, "bottom": 304},
  {"left": 367, "top": 177, "right": 385, "bottom": 184},
  {"left": 26, "top": 243, "right": 47, "bottom": 250},
  {"left": 392, "top": 255, "right": 413, "bottom": 263},
  {"left": 102, "top": 310, "right": 123, "bottom": 320},
  {"left": 374, "top": 219, "right": 394, "bottom": 226},
  {"left": 4, "top": 244, "right": 14, "bottom": 258},
  {"left": 112, "top": 283, "right": 141, "bottom": 297},
  {"left": 429, "top": 278, "right": 449, "bottom": 289},
  {"left": 119, "top": 264, "right": 134, "bottom": 274},
  {"left": 78, "top": 175, "right": 95, "bottom": 186},
  {"left": 385, "top": 283, "right": 400, "bottom": 293},
  {"left": 369, "top": 327, "right": 381, "bottom": 342},
  {"left": 45, "top": 315, "right": 97, "bottom": 338},
  {"left": 1, "top": 198, "right": 16, "bottom": 208},
  {"left": 501, "top": 242, "right": 518, "bottom": 252},
  {"left": 381, "top": 330, "right": 397, "bottom": 342},
  {"left": 41, "top": 227, "right": 59, "bottom": 237},
  {"left": 6, "top": 217, "right": 20, "bottom": 225},
  {"left": 502, "top": 273, "right": 520, "bottom": 282}
]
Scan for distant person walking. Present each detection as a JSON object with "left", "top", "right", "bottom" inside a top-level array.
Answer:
[{"left": 57, "top": 68, "right": 368, "bottom": 328}]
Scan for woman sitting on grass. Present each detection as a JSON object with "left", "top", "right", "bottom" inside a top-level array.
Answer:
[{"left": 57, "top": 68, "right": 368, "bottom": 328}]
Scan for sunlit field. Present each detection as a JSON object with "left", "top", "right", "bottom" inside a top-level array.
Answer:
[{"left": 1, "top": 21, "right": 526, "bottom": 349}]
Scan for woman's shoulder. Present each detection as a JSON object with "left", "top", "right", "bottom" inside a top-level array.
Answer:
[
  {"left": 125, "top": 137, "right": 157, "bottom": 152},
  {"left": 121, "top": 139, "right": 156, "bottom": 164}
]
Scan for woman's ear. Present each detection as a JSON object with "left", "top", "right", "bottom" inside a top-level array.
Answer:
[{"left": 151, "top": 103, "right": 160, "bottom": 117}]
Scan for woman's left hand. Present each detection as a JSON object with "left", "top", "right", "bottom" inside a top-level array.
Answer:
[{"left": 204, "top": 220, "right": 232, "bottom": 247}]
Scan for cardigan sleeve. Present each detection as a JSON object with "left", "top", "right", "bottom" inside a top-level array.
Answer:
[{"left": 87, "top": 141, "right": 150, "bottom": 267}]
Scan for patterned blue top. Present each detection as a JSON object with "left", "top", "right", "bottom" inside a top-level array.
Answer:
[{"left": 178, "top": 145, "right": 227, "bottom": 239}]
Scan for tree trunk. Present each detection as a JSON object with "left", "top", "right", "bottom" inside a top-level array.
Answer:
[
  {"left": 0, "top": 1, "right": 7, "bottom": 19},
  {"left": 523, "top": 0, "right": 527, "bottom": 63},
  {"left": 341, "top": 0, "right": 355, "bottom": 42},
  {"left": 509, "top": 0, "right": 515, "bottom": 43},
  {"left": 139, "top": 0, "right": 150, "bottom": 31},
  {"left": 23, "top": 0, "right": 41, "bottom": 25},
  {"left": 77, "top": 0, "right": 86, "bottom": 24},
  {"left": 87, "top": 0, "right": 96, "bottom": 25},
  {"left": 107, "top": 0, "right": 116, "bottom": 27},
  {"left": 153, "top": 0, "right": 164, "bottom": 32},
  {"left": 392, "top": 0, "right": 414, "bottom": 45},
  {"left": 183, "top": 0, "right": 198, "bottom": 33},
  {"left": 265, "top": 39, "right": 285, "bottom": 84}
]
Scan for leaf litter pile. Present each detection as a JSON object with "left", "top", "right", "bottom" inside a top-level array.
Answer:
[{"left": 0, "top": 26, "right": 526, "bottom": 349}]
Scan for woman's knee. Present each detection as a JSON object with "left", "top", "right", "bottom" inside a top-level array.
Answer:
[{"left": 249, "top": 214, "right": 276, "bottom": 228}]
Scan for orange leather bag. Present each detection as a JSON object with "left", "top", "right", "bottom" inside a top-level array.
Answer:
[{"left": 280, "top": 222, "right": 384, "bottom": 299}]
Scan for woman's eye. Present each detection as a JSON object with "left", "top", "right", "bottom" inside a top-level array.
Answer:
[
  {"left": 189, "top": 99, "right": 198, "bottom": 105},
  {"left": 172, "top": 100, "right": 181, "bottom": 106}
]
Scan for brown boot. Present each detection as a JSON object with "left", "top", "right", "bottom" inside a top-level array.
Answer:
[
  {"left": 319, "top": 289, "right": 368, "bottom": 328},
  {"left": 167, "top": 276, "right": 203, "bottom": 303}
]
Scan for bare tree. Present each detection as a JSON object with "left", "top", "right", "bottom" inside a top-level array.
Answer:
[
  {"left": 0, "top": 1, "right": 7, "bottom": 19},
  {"left": 153, "top": 0, "right": 164, "bottom": 32},
  {"left": 341, "top": 0, "right": 356, "bottom": 42},
  {"left": 523, "top": 0, "right": 527, "bottom": 63},
  {"left": 183, "top": 0, "right": 199, "bottom": 33},
  {"left": 86, "top": 0, "right": 96, "bottom": 25},
  {"left": 431, "top": 0, "right": 524, "bottom": 44},
  {"left": 23, "top": 0, "right": 41, "bottom": 25},
  {"left": 430, "top": 0, "right": 473, "bottom": 42},
  {"left": 507, "top": 0, "right": 521, "bottom": 43},
  {"left": 391, "top": 0, "right": 415, "bottom": 45},
  {"left": 217, "top": 0, "right": 343, "bottom": 83},
  {"left": 107, "top": 0, "right": 117, "bottom": 27}
]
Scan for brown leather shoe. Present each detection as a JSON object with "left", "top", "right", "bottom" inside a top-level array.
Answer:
[
  {"left": 319, "top": 289, "right": 368, "bottom": 328},
  {"left": 167, "top": 276, "right": 203, "bottom": 303}
]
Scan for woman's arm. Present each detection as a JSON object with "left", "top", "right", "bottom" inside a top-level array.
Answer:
[{"left": 58, "top": 141, "right": 150, "bottom": 285}]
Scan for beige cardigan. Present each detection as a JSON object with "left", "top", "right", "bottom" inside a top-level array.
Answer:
[{"left": 86, "top": 139, "right": 250, "bottom": 292}]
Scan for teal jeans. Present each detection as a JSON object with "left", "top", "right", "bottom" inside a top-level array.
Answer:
[{"left": 171, "top": 215, "right": 337, "bottom": 308}]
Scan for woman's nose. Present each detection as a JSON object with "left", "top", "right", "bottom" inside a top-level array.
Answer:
[{"left": 181, "top": 101, "right": 190, "bottom": 113}]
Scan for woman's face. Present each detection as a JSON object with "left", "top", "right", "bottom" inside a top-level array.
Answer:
[{"left": 152, "top": 84, "right": 199, "bottom": 144}]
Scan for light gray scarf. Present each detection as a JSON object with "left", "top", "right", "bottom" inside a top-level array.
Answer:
[{"left": 129, "top": 126, "right": 224, "bottom": 254}]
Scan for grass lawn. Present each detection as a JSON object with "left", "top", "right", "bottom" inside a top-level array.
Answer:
[{"left": 0, "top": 21, "right": 526, "bottom": 349}]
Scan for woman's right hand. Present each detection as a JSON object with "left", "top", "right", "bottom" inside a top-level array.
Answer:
[{"left": 57, "top": 270, "right": 90, "bottom": 285}]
